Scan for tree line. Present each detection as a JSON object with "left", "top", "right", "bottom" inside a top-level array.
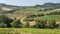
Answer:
[{"left": 0, "top": 15, "right": 60, "bottom": 29}]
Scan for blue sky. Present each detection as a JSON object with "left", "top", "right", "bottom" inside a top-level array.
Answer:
[{"left": 0, "top": 0, "right": 60, "bottom": 6}]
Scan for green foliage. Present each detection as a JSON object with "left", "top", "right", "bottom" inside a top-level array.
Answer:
[
  {"left": 0, "top": 15, "right": 13, "bottom": 27},
  {"left": 57, "top": 23, "right": 60, "bottom": 29},
  {"left": 0, "top": 22, "right": 7, "bottom": 28},
  {"left": 48, "top": 20, "right": 56, "bottom": 29},
  {"left": 24, "top": 21, "right": 30, "bottom": 28},
  {"left": 34, "top": 19, "right": 58, "bottom": 29},
  {"left": 34, "top": 20, "right": 47, "bottom": 28},
  {"left": 11, "top": 18, "right": 22, "bottom": 28}
]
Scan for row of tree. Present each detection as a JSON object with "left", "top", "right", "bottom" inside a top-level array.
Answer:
[
  {"left": 34, "top": 20, "right": 57, "bottom": 29},
  {"left": 0, "top": 15, "right": 60, "bottom": 29},
  {"left": 26, "top": 11, "right": 60, "bottom": 19},
  {"left": 24, "top": 19, "right": 60, "bottom": 29}
]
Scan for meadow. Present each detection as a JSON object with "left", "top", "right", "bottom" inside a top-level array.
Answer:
[
  {"left": 0, "top": 28, "right": 60, "bottom": 34},
  {"left": 34, "top": 15, "right": 60, "bottom": 21}
]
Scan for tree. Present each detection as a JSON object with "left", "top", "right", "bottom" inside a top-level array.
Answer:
[
  {"left": 35, "top": 4, "right": 42, "bottom": 8},
  {"left": 34, "top": 20, "right": 47, "bottom": 28},
  {"left": 0, "top": 22, "right": 7, "bottom": 28},
  {"left": 39, "top": 20, "right": 47, "bottom": 28},
  {"left": 37, "top": 14, "right": 44, "bottom": 17},
  {"left": 34, "top": 20, "right": 40, "bottom": 28},
  {"left": 56, "top": 23, "right": 60, "bottom": 29},
  {"left": 11, "top": 18, "right": 22, "bottom": 28},
  {"left": 24, "top": 21, "right": 30, "bottom": 28},
  {"left": 48, "top": 20, "right": 56, "bottom": 29},
  {"left": 0, "top": 15, "right": 13, "bottom": 27}
]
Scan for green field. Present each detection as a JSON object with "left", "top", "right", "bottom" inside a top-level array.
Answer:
[
  {"left": 0, "top": 28, "right": 60, "bottom": 34},
  {"left": 34, "top": 15, "right": 60, "bottom": 21}
]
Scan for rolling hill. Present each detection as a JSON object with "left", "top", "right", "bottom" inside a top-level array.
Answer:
[
  {"left": 34, "top": 15, "right": 60, "bottom": 21},
  {"left": 0, "top": 3, "right": 60, "bottom": 22}
]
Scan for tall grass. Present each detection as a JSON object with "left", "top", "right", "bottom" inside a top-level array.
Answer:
[{"left": 0, "top": 28, "right": 60, "bottom": 34}]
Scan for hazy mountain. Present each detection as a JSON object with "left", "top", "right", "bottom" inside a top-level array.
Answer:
[{"left": 35, "top": 3, "right": 60, "bottom": 9}]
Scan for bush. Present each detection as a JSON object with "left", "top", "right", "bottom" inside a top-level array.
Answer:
[
  {"left": 24, "top": 21, "right": 30, "bottom": 28},
  {"left": 57, "top": 23, "right": 60, "bottom": 29},
  {"left": 48, "top": 20, "right": 56, "bottom": 29},
  {"left": 0, "top": 15, "right": 13, "bottom": 27},
  {"left": 0, "top": 22, "right": 7, "bottom": 28},
  {"left": 11, "top": 18, "right": 22, "bottom": 28},
  {"left": 37, "top": 14, "right": 44, "bottom": 17},
  {"left": 34, "top": 20, "right": 47, "bottom": 28}
]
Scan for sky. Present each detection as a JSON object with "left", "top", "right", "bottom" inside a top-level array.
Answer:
[{"left": 0, "top": 0, "right": 60, "bottom": 6}]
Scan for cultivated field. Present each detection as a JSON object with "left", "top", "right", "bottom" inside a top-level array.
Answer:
[{"left": 0, "top": 28, "right": 60, "bottom": 34}]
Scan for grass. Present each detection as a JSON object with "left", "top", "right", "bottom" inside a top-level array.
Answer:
[
  {"left": 0, "top": 28, "right": 60, "bottom": 34},
  {"left": 34, "top": 15, "right": 60, "bottom": 21}
]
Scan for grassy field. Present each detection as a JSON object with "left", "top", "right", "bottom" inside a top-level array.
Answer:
[
  {"left": 34, "top": 15, "right": 60, "bottom": 21},
  {"left": 0, "top": 28, "right": 60, "bottom": 34}
]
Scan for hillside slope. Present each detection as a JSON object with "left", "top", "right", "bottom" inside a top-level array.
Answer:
[{"left": 34, "top": 15, "right": 60, "bottom": 21}]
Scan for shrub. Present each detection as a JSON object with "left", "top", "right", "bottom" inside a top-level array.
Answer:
[
  {"left": 34, "top": 20, "right": 47, "bottom": 28},
  {"left": 0, "top": 22, "right": 7, "bottom": 28},
  {"left": 11, "top": 18, "right": 22, "bottom": 28},
  {"left": 48, "top": 20, "right": 56, "bottom": 29},
  {"left": 24, "top": 21, "right": 30, "bottom": 28},
  {"left": 0, "top": 15, "right": 13, "bottom": 27}
]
